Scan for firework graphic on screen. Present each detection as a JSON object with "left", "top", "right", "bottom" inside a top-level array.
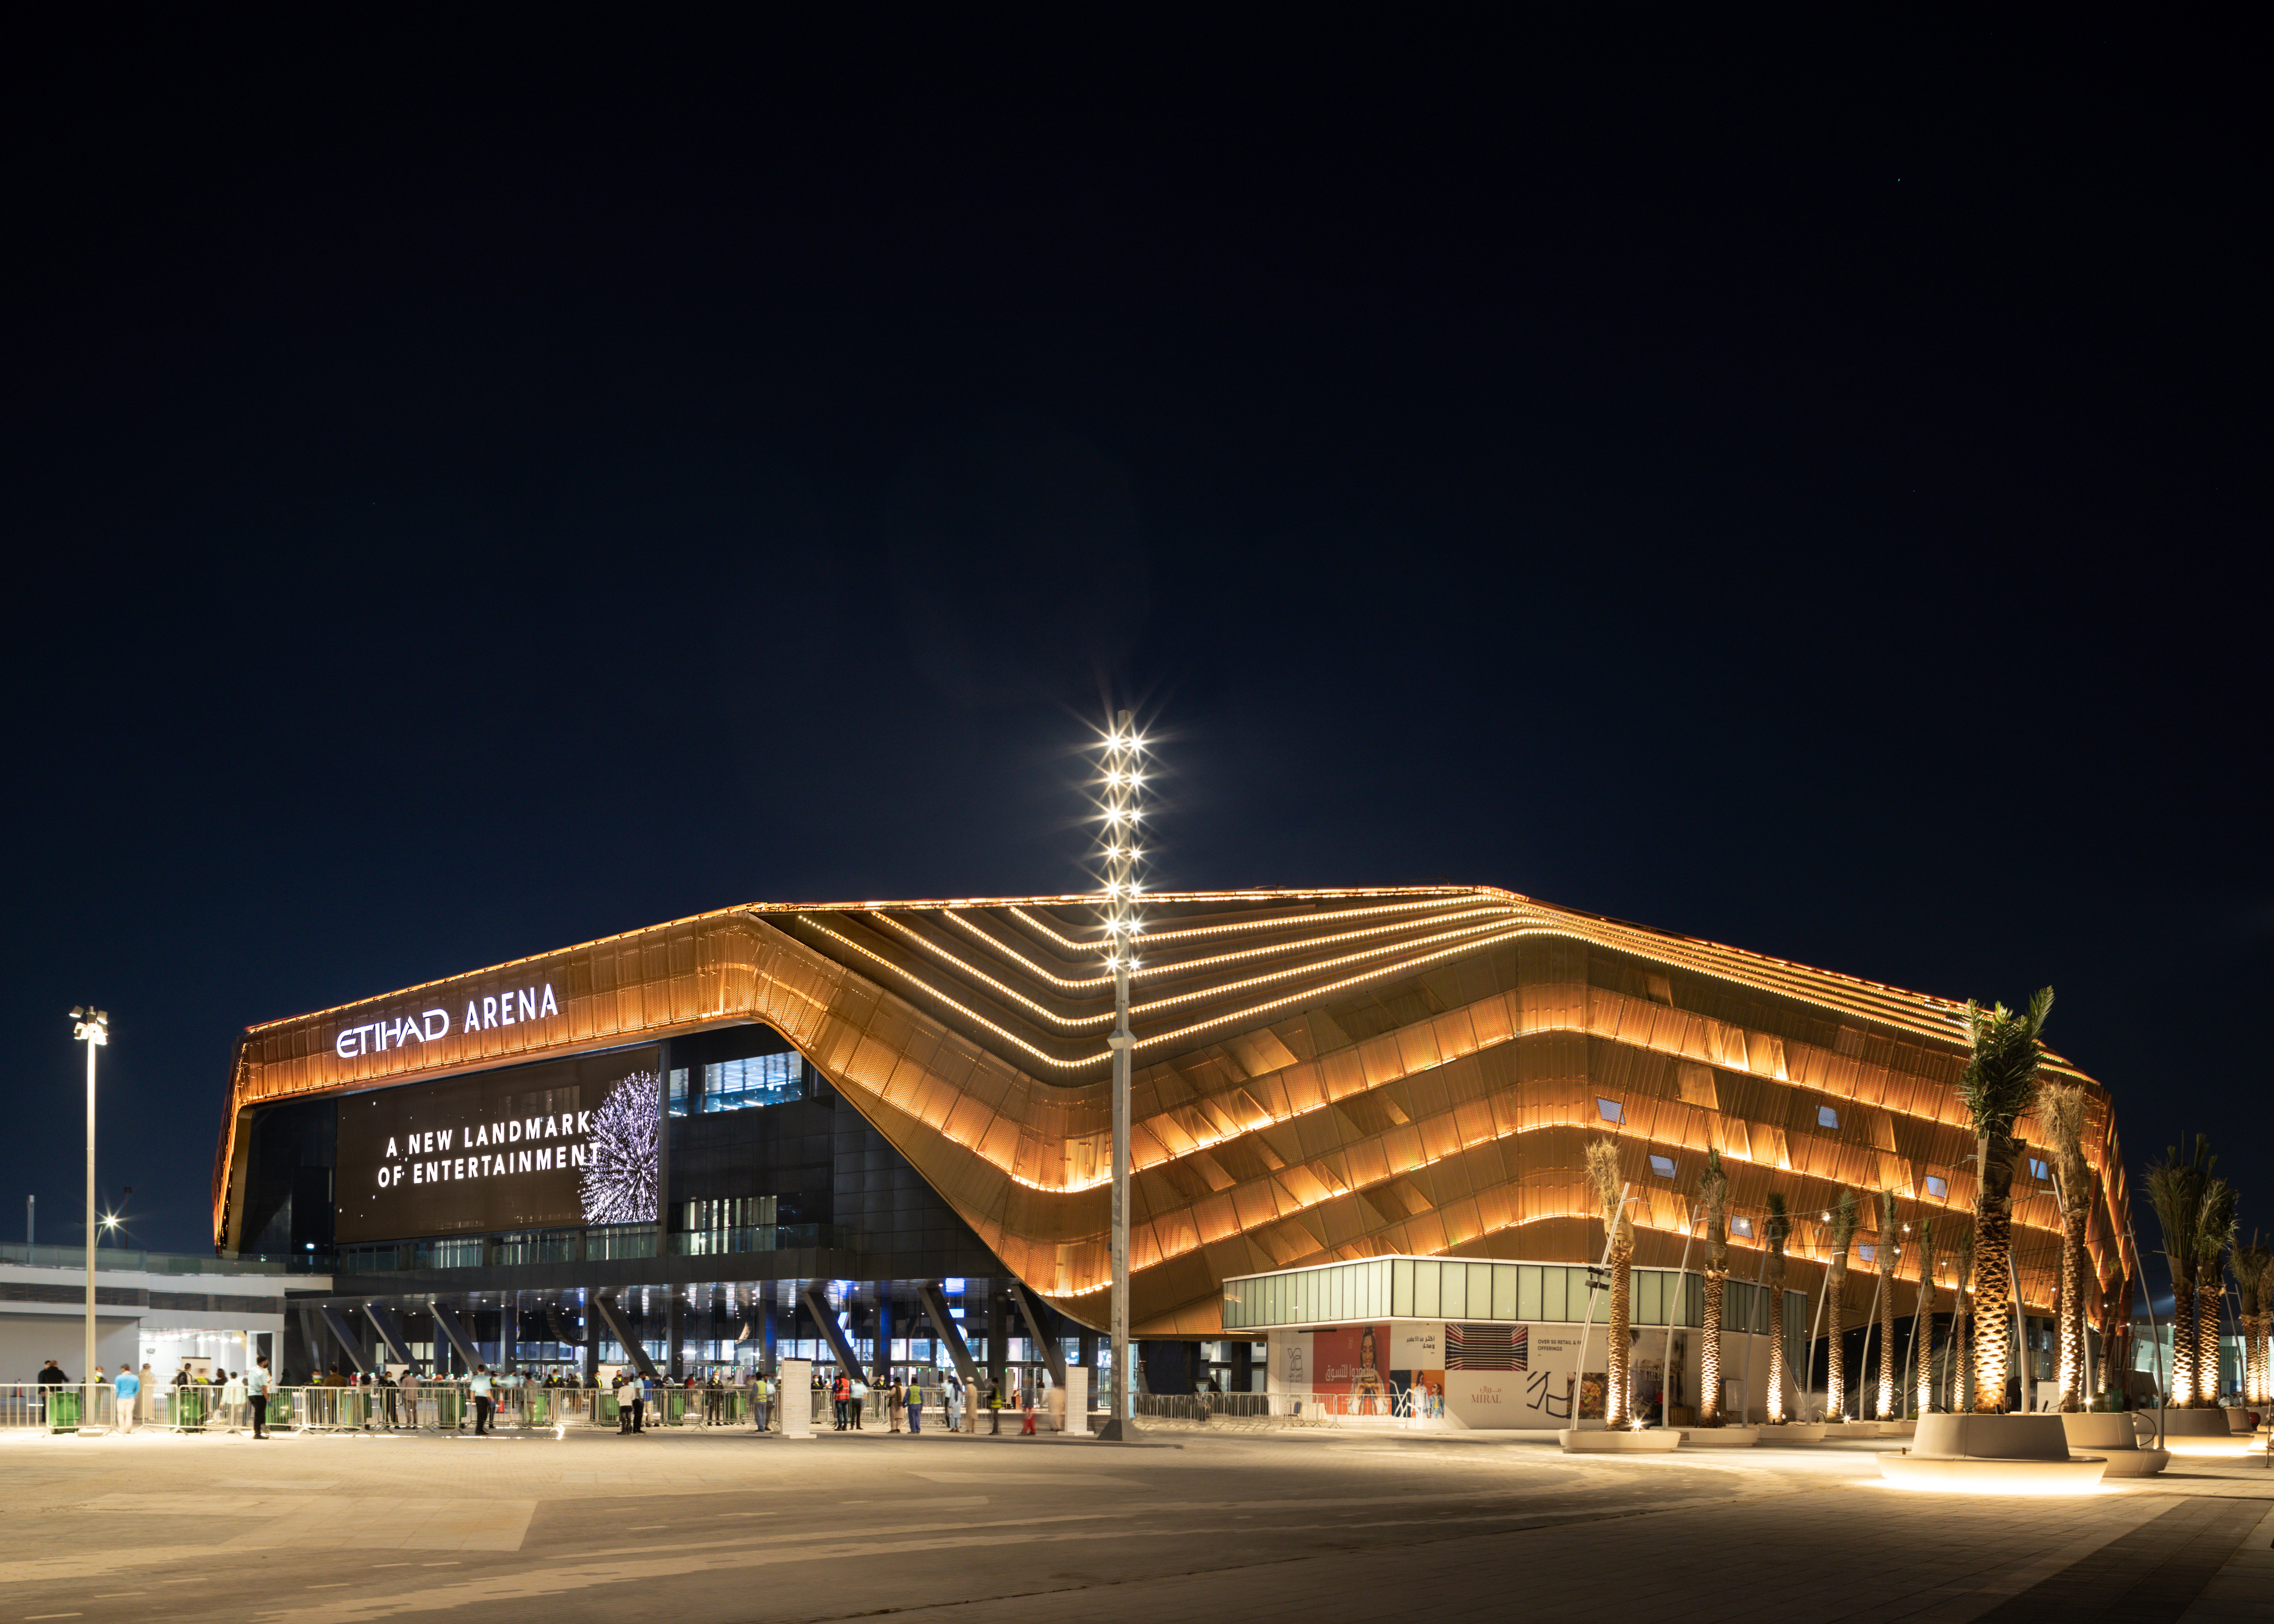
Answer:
[{"left": 580, "top": 1071, "right": 660, "bottom": 1224}]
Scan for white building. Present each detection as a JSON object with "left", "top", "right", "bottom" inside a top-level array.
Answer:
[{"left": 0, "top": 1244, "right": 322, "bottom": 1384}]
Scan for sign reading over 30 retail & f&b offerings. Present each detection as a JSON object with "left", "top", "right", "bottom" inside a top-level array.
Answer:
[
  {"left": 333, "top": 1045, "right": 660, "bottom": 1242},
  {"left": 333, "top": 981, "right": 561, "bottom": 1058}
]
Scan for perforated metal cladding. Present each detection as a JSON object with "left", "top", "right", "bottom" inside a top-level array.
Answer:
[{"left": 213, "top": 887, "right": 2130, "bottom": 1338}]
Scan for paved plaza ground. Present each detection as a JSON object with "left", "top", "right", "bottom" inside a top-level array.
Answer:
[{"left": 0, "top": 1422, "right": 2267, "bottom": 1624}]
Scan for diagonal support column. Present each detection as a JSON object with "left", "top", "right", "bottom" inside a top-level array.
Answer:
[
  {"left": 916, "top": 1282, "right": 981, "bottom": 1388},
  {"left": 799, "top": 1285, "right": 864, "bottom": 1376},
  {"left": 1010, "top": 1282, "right": 1068, "bottom": 1384},
  {"left": 590, "top": 1294, "right": 660, "bottom": 1379},
  {"left": 318, "top": 1305, "right": 371, "bottom": 1374},
  {"left": 431, "top": 1303, "right": 484, "bottom": 1374},
  {"left": 546, "top": 1298, "right": 589, "bottom": 1347},
  {"left": 363, "top": 1304, "right": 415, "bottom": 1369}
]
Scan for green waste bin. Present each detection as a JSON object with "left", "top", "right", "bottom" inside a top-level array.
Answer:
[{"left": 47, "top": 1389, "right": 82, "bottom": 1431}]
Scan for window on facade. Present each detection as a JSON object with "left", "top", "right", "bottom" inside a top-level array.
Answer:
[
  {"left": 1595, "top": 1097, "right": 1624, "bottom": 1124},
  {"left": 699, "top": 1052, "right": 803, "bottom": 1112},
  {"left": 2028, "top": 1157, "right": 2049, "bottom": 1181},
  {"left": 1858, "top": 1244, "right": 1877, "bottom": 1262},
  {"left": 1648, "top": 1155, "right": 1676, "bottom": 1178},
  {"left": 1925, "top": 1174, "right": 1948, "bottom": 1199},
  {"left": 1816, "top": 1105, "right": 1840, "bottom": 1130},
  {"left": 1730, "top": 1216, "right": 1754, "bottom": 1238}
]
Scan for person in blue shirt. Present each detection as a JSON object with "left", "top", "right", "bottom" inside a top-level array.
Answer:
[
  {"left": 246, "top": 1356, "right": 275, "bottom": 1438},
  {"left": 470, "top": 1364, "right": 495, "bottom": 1436},
  {"left": 113, "top": 1364, "right": 140, "bottom": 1434}
]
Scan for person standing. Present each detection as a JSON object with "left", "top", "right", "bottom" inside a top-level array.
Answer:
[
  {"left": 1020, "top": 1382, "right": 1037, "bottom": 1436},
  {"left": 887, "top": 1378, "right": 903, "bottom": 1433},
  {"left": 400, "top": 1365, "right": 421, "bottom": 1430},
  {"left": 470, "top": 1364, "right": 494, "bottom": 1436},
  {"left": 247, "top": 1356, "right": 274, "bottom": 1439},
  {"left": 627, "top": 1369, "right": 647, "bottom": 1434},
  {"left": 113, "top": 1364, "right": 139, "bottom": 1434},
  {"left": 906, "top": 1378, "right": 921, "bottom": 1434},
  {"left": 751, "top": 1371, "right": 770, "bottom": 1434},
  {"left": 945, "top": 1376, "right": 962, "bottom": 1433},
  {"left": 851, "top": 1373, "right": 867, "bottom": 1430}
]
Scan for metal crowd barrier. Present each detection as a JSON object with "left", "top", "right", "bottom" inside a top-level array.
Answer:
[{"left": 0, "top": 1380, "right": 837, "bottom": 1435}]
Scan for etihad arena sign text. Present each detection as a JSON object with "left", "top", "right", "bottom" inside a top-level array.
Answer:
[{"left": 334, "top": 981, "right": 560, "bottom": 1058}]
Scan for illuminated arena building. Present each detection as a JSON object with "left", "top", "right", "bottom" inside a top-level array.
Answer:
[{"left": 213, "top": 887, "right": 2134, "bottom": 1415}]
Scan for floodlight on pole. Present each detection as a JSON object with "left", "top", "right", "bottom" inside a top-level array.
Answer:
[
  {"left": 71, "top": 1006, "right": 109, "bottom": 1423},
  {"left": 1093, "top": 710, "right": 1146, "bottom": 1439}
]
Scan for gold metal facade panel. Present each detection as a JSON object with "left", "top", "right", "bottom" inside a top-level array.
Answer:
[{"left": 214, "top": 887, "right": 2133, "bottom": 1341}]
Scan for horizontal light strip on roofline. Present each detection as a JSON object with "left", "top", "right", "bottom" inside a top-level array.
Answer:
[
  {"left": 238, "top": 883, "right": 2084, "bottom": 1084},
  {"left": 793, "top": 916, "right": 1533, "bottom": 1072},
  {"left": 932, "top": 900, "right": 1515, "bottom": 992},
  {"left": 1001, "top": 890, "right": 1480, "bottom": 953},
  {"left": 874, "top": 909, "right": 1518, "bottom": 1033},
  {"left": 862, "top": 913, "right": 1111, "bottom": 1031},
  {"left": 1132, "top": 926, "right": 1528, "bottom": 1050},
  {"left": 234, "top": 887, "right": 1475, "bottom": 1033},
  {"left": 1132, "top": 917, "right": 1520, "bottom": 1019}
]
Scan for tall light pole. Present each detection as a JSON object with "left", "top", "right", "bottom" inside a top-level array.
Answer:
[
  {"left": 1095, "top": 712, "right": 1146, "bottom": 1439},
  {"left": 71, "top": 1006, "right": 109, "bottom": 1405}
]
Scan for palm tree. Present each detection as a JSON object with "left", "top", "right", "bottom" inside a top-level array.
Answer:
[
  {"left": 2234, "top": 1237, "right": 2272, "bottom": 1406},
  {"left": 2144, "top": 1139, "right": 2210, "bottom": 1406},
  {"left": 1764, "top": 1193, "right": 1790, "bottom": 1424},
  {"left": 1697, "top": 1147, "right": 1730, "bottom": 1426},
  {"left": 1911, "top": 1217, "right": 1939, "bottom": 1414},
  {"left": 2193, "top": 1178, "right": 2236, "bottom": 1406},
  {"left": 1874, "top": 1188, "right": 1900, "bottom": 1419},
  {"left": 1586, "top": 1137, "right": 1634, "bottom": 1426},
  {"left": 1955, "top": 988, "right": 2054, "bottom": 1413},
  {"left": 1950, "top": 1228, "right": 1974, "bottom": 1411},
  {"left": 2036, "top": 1081, "right": 2091, "bottom": 1412},
  {"left": 1824, "top": 1191, "right": 1859, "bottom": 1419}
]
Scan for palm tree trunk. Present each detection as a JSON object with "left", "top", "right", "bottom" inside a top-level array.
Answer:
[
  {"left": 2057, "top": 1203, "right": 2085, "bottom": 1411},
  {"left": 1954, "top": 1285, "right": 1971, "bottom": 1411},
  {"left": 2196, "top": 1281, "right": 2223, "bottom": 1405},
  {"left": 1971, "top": 1136, "right": 2017, "bottom": 1413},
  {"left": 1916, "top": 1271, "right": 1938, "bottom": 1414},
  {"left": 2169, "top": 1274, "right": 2196, "bottom": 1405},
  {"left": 1766, "top": 1257, "right": 1787, "bottom": 1423},
  {"left": 1826, "top": 1256, "right": 1849, "bottom": 1419},
  {"left": 1607, "top": 1237, "right": 1633, "bottom": 1426},
  {"left": 1878, "top": 1249, "right": 1899, "bottom": 1419},
  {"left": 1699, "top": 1264, "right": 1725, "bottom": 1425}
]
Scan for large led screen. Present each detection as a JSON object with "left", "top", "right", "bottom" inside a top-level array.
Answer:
[{"left": 334, "top": 1046, "right": 660, "bottom": 1242}]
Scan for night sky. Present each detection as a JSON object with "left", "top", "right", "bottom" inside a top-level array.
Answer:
[{"left": 4, "top": 23, "right": 2262, "bottom": 1281}]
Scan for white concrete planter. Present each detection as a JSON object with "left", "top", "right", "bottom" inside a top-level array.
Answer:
[
  {"left": 1756, "top": 1422, "right": 1828, "bottom": 1441},
  {"left": 2160, "top": 1407, "right": 2235, "bottom": 1437},
  {"left": 2060, "top": 1411, "right": 2167, "bottom": 1477},
  {"left": 1558, "top": 1427, "right": 1682, "bottom": 1453},
  {"left": 2146, "top": 1407, "right": 2261, "bottom": 1456},
  {"left": 1677, "top": 1426, "right": 1759, "bottom": 1447},
  {"left": 1877, "top": 1413, "right": 2107, "bottom": 1492}
]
